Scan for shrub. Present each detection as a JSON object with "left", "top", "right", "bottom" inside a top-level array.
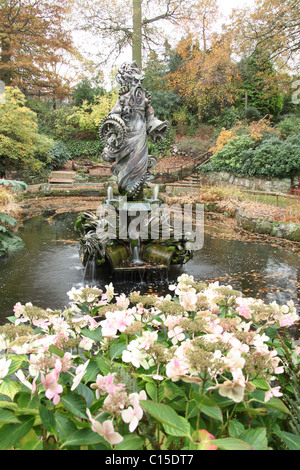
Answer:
[
  {"left": 276, "top": 115, "right": 300, "bottom": 138},
  {"left": 250, "top": 134, "right": 300, "bottom": 178},
  {"left": 36, "top": 141, "right": 71, "bottom": 170},
  {"left": 0, "top": 87, "right": 53, "bottom": 174},
  {"left": 37, "top": 105, "right": 81, "bottom": 141},
  {"left": 206, "top": 134, "right": 256, "bottom": 174},
  {"left": 213, "top": 107, "right": 242, "bottom": 130},
  {"left": 0, "top": 212, "right": 24, "bottom": 256},
  {"left": 204, "top": 124, "right": 300, "bottom": 179},
  {"left": 64, "top": 140, "right": 104, "bottom": 161},
  {"left": 148, "top": 90, "right": 182, "bottom": 122},
  {"left": 47, "top": 141, "right": 72, "bottom": 169},
  {"left": 68, "top": 92, "right": 118, "bottom": 138},
  {"left": 0, "top": 179, "right": 27, "bottom": 256},
  {"left": 0, "top": 274, "right": 298, "bottom": 450}
]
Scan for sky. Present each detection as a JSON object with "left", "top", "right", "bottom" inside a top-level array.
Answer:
[{"left": 72, "top": 0, "right": 256, "bottom": 88}]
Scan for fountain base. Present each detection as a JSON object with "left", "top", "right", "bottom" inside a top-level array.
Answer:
[{"left": 75, "top": 185, "right": 194, "bottom": 279}]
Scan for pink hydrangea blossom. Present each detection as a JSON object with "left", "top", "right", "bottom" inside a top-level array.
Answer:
[
  {"left": 121, "top": 400, "right": 143, "bottom": 432},
  {"left": 179, "top": 290, "right": 198, "bottom": 311},
  {"left": 91, "top": 373, "right": 125, "bottom": 399},
  {"left": 166, "top": 357, "right": 189, "bottom": 382},
  {"left": 265, "top": 386, "right": 283, "bottom": 402},
  {"left": 71, "top": 359, "right": 90, "bottom": 391},
  {"left": 116, "top": 293, "right": 130, "bottom": 310},
  {"left": 168, "top": 326, "right": 185, "bottom": 345},
  {"left": 41, "top": 367, "right": 63, "bottom": 405},
  {"left": 86, "top": 409, "right": 123, "bottom": 445},
  {"left": 279, "top": 314, "right": 296, "bottom": 327},
  {"left": 0, "top": 358, "right": 11, "bottom": 384},
  {"left": 13, "top": 302, "right": 24, "bottom": 318}
]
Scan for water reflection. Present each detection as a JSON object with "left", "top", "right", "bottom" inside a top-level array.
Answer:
[{"left": 0, "top": 213, "right": 299, "bottom": 326}]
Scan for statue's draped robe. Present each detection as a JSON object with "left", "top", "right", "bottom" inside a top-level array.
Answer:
[{"left": 102, "top": 85, "right": 153, "bottom": 198}]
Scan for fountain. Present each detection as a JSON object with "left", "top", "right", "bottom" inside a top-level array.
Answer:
[{"left": 76, "top": 61, "right": 195, "bottom": 278}]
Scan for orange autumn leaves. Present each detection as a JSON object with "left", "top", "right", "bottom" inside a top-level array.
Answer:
[
  {"left": 167, "top": 36, "right": 240, "bottom": 119},
  {"left": 0, "top": 0, "right": 76, "bottom": 98}
]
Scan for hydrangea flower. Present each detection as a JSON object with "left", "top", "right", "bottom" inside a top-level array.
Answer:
[
  {"left": 86, "top": 409, "right": 123, "bottom": 445},
  {"left": 0, "top": 357, "right": 11, "bottom": 384}
]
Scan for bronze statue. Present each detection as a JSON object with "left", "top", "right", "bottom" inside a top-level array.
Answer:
[{"left": 99, "top": 61, "right": 169, "bottom": 200}]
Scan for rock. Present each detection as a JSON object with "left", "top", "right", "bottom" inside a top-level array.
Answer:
[
  {"left": 285, "top": 223, "right": 300, "bottom": 242},
  {"left": 240, "top": 217, "right": 257, "bottom": 232},
  {"left": 255, "top": 219, "right": 273, "bottom": 235}
]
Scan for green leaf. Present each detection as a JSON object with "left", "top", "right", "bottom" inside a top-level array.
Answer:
[
  {"left": 81, "top": 327, "right": 102, "bottom": 342},
  {"left": 239, "top": 427, "right": 269, "bottom": 450},
  {"left": 251, "top": 378, "right": 269, "bottom": 390},
  {"left": 109, "top": 340, "right": 127, "bottom": 360},
  {"left": 140, "top": 400, "right": 190, "bottom": 437},
  {"left": 0, "top": 416, "right": 36, "bottom": 450},
  {"left": 0, "top": 400, "right": 18, "bottom": 410},
  {"left": 84, "top": 360, "right": 101, "bottom": 383},
  {"left": 22, "top": 439, "right": 43, "bottom": 450},
  {"left": 228, "top": 419, "right": 245, "bottom": 438},
  {"left": 49, "top": 345, "right": 65, "bottom": 358},
  {"left": 7, "top": 354, "right": 28, "bottom": 375},
  {"left": 0, "top": 212, "right": 18, "bottom": 226},
  {"left": 62, "top": 428, "right": 108, "bottom": 448},
  {"left": 96, "top": 356, "right": 111, "bottom": 376},
  {"left": 192, "top": 392, "right": 223, "bottom": 422},
  {"left": 0, "top": 408, "right": 20, "bottom": 423},
  {"left": 116, "top": 434, "right": 144, "bottom": 450},
  {"left": 201, "top": 402, "right": 223, "bottom": 423},
  {"left": 39, "top": 405, "right": 57, "bottom": 437},
  {"left": 76, "top": 382, "right": 94, "bottom": 408},
  {"left": 60, "top": 394, "right": 87, "bottom": 420},
  {"left": 264, "top": 397, "right": 291, "bottom": 414},
  {"left": 54, "top": 413, "right": 78, "bottom": 439},
  {"left": 163, "top": 380, "right": 186, "bottom": 398},
  {"left": 250, "top": 390, "right": 290, "bottom": 414},
  {"left": 274, "top": 430, "right": 300, "bottom": 450},
  {"left": 146, "top": 383, "right": 164, "bottom": 402},
  {"left": 212, "top": 437, "right": 253, "bottom": 450},
  {"left": 0, "top": 378, "right": 21, "bottom": 401}
]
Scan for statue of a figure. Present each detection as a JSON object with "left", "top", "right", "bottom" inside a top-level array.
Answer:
[{"left": 99, "top": 61, "right": 169, "bottom": 200}]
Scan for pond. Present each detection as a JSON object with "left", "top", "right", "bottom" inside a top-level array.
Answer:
[{"left": 0, "top": 212, "right": 299, "bottom": 333}]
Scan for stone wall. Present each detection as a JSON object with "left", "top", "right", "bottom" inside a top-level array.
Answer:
[
  {"left": 235, "top": 208, "right": 300, "bottom": 242},
  {"left": 199, "top": 171, "right": 292, "bottom": 193}
]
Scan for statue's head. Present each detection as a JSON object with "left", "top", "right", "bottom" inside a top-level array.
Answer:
[{"left": 116, "top": 61, "right": 144, "bottom": 88}]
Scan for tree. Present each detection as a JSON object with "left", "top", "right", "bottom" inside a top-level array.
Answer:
[
  {"left": 72, "top": 78, "right": 105, "bottom": 107},
  {"left": 132, "top": 0, "right": 142, "bottom": 67},
  {"left": 229, "top": 0, "right": 300, "bottom": 68},
  {"left": 74, "top": 0, "right": 218, "bottom": 66},
  {"left": 0, "top": 0, "right": 77, "bottom": 98},
  {"left": 0, "top": 87, "right": 53, "bottom": 175},
  {"left": 236, "top": 48, "right": 284, "bottom": 119},
  {"left": 167, "top": 35, "right": 240, "bottom": 120}
]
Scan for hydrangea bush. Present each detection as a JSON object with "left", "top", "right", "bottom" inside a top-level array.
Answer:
[{"left": 0, "top": 274, "right": 299, "bottom": 450}]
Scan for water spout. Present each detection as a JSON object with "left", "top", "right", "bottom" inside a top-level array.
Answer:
[
  {"left": 153, "top": 184, "right": 159, "bottom": 201},
  {"left": 107, "top": 186, "right": 114, "bottom": 202},
  {"left": 132, "top": 245, "right": 143, "bottom": 265}
]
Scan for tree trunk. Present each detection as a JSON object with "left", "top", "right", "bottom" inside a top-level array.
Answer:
[{"left": 132, "top": 0, "right": 142, "bottom": 68}]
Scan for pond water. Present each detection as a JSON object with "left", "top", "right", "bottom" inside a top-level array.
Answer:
[{"left": 0, "top": 213, "right": 299, "bottom": 332}]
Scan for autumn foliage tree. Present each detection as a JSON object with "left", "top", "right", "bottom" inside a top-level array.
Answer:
[
  {"left": 167, "top": 35, "right": 240, "bottom": 120},
  {"left": 0, "top": 0, "right": 76, "bottom": 99}
]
